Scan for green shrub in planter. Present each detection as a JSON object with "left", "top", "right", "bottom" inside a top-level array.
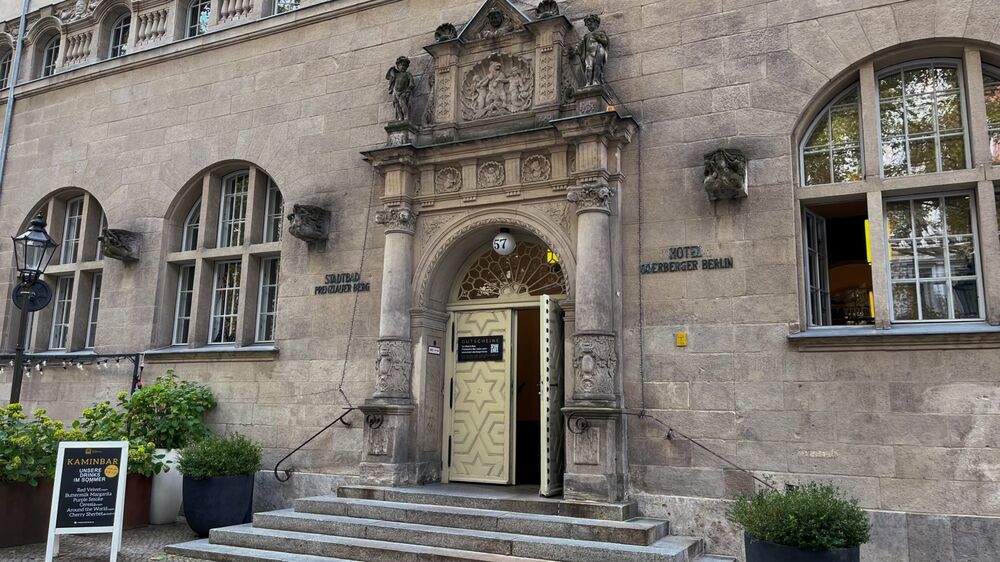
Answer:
[
  {"left": 179, "top": 434, "right": 262, "bottom": 537},
  {"left": 121, "top": 371, "right": 216, "bottom": 450},
  {"left": 0, "top": 404, "right": 70, "bottom": 485},
  {"left": 71, "top": 400, "right": 166, "bottom": 477},
  {"left": 729, "top": 482, "right": 870, "bottom": 561}
]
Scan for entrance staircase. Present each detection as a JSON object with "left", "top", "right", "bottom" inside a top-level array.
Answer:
[{"left": 167, "top": 484, "right": 737, "bottom": 562}]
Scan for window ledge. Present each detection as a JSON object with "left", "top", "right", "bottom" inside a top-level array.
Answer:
[
  {"left": 788, "top": 323, "right": 1000, "bottom": 351},
  {"left": 143, "top": 345, "right": 279, "bottom": 363}
]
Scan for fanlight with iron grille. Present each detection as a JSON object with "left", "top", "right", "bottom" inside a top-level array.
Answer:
[{"left": 458, "top": 241, "right": 567, "bottom": 301}]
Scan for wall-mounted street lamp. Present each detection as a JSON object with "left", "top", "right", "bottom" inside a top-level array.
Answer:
[{"left": 8, "top": 214, "right": 57, "bottom": 404}]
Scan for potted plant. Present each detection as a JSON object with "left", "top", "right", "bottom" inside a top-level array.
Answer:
[
  {"left": 120, "top": 371, "right": 215, "bottom": 524},
  {"left": 0, "top": 405, "right": 67, "bottom": 547},
  {"left": 73, "top": 400, "right": 166, "bottom": 529},
  {"left": 178, "top": 433, "right": 261, "bottom": 538},
  {"left": 729, "top": 482, "right": 870, "bottom": 562}
]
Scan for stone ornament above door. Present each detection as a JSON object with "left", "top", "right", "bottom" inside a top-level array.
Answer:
[{"left": 461, "top": 53, "right": 535, "bottom": 121}]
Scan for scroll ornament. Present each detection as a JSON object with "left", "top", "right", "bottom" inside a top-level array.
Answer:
[
  {"left": 567, "top": 180, "right": 615, "bottom": 211},
  {"left": 375, "top": 206, "right": 418, "bottom": 233}
]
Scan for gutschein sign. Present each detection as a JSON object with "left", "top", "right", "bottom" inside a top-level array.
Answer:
[{"left": 45, "top": 441, "right": 129, "bottom": 562}]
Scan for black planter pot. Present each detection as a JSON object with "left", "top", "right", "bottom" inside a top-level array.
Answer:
[
  {"left": 182, "top": 474, "right": 254, "bottom": 538},
  {"left": 745, "top": 533, "right": 861, "bottom": 562}
]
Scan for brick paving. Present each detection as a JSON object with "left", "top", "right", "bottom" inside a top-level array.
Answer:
[{"left": 0, "top": 519, "right": 207, "bottom": 562}]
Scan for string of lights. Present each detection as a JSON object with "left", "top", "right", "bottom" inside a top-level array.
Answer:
[{"left": 0, "top": 352, "right": 144, "bottom": 395}]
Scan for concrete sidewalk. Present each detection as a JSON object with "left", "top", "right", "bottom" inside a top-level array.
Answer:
[{"left": 0, "top": 519, "right": 207, "bottom": 562}]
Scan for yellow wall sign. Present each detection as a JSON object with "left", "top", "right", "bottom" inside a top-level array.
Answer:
[{"left": 676, "top": 332, "right": 688, "bottom": 347}]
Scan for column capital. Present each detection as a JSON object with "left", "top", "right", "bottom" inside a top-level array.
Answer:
[
  {"left": 375, "top": 205, "right": 418, "bottom": 234},
  {"left": 567, "top": 180, "right": 615, "bottom": 214}
]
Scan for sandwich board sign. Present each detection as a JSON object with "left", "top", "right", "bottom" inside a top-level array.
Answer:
[{"left": 45, "top": 441, "right": 129, "bottom": 562}]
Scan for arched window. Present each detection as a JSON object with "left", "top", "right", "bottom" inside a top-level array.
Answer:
[
  {"left": 109, "top": 14, "right": 130, "bottom": 58},
  {"left": 982, "top": 67, "right": 1000, "bottom": 164},
  {"left": 188, "top": 0, "right": 211, "bottom": 38},
  {"left": 13, "top": 191, "right": 106, "bottom": 351},
  {"left": 182, "top": 200, "right": 201, "bottom": 251},
  {"left": 456, "top": 241, "right": 567, "bottom": 301},
  {"left": 0, "top": 51, "right": 12, "bottom": 89},
  {"left": 273, "top": 0, "right": 300, "bottom": 15},
  {"left": 41, "top": 35, "right": 60, "bottom": 77},
  {"left": 164, "top": 164, "right": 283, "bottom": 347},
  {"left": 878, "top": 61, "right": 969, "bottom": 176},
  {"left": 801, "top": 86, "right": 862, "bottom": 186}
]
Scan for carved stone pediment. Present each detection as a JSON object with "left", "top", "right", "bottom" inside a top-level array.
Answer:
[
  {"left": 99, "top": 228, "right": 141, "bottom": 262},
  {"left": 287, "top": 204, "right": 331, "bottom": 243},
  {"left": 457, "top": 0, "right": 530, "bottom": 42}
]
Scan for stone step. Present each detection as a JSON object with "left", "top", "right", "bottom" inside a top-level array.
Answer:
[
  {"left": 254, "top": 508, "right": 699, "bottom": 562},
  {"left": 205, "top": 524, "right": 557, "bottom": 561},
  {"left": 337, "top": 485, "right": 636, "bottom": 520},
  {"left": 694, "top": 555, "right": 739, "bottom": 562},
  {"left": 294, "top": 495, "right": 667, "bottom": 546},
  {"left": 165, "top": 539, "right": 354, "bottom": 561}
]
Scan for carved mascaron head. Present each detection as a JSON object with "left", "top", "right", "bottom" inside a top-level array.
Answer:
[
  {"left": 584, "top": 14, "right": 601, "bottom": 31},
  {"left": 487, "top": 8, "right": 505, "bottom": 29}
]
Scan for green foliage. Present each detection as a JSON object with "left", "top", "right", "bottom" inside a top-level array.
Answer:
[
  {"left": 178, "top": 433, "right": 262, "bottom": 480},
  {"left": 728, "top": 482, "right": 870, "bottom": 551},
  {"left": 121, "top": 371, "right": 216, "bottom": 450},
  {"left": 0, "top": 404, "right": 72, "bottom": 486},
  {"left": 71, "top": 401, "right": 166, "bottom": 477}
]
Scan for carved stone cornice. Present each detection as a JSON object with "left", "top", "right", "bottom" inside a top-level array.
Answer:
[
  {"left": 375, "top": 205, "right": 418, "bottom": 234},
  {"left": 572, "top": 331, "right": 617, "bottom": 400},
  {"left": 361, "top": 145, "right": 419, "bottom": 172},
  {"left": 567, "top": 180, "right": 615, "bottom": 214},
  {"left": 551, "top": 112, "right": 638, "bottom": 145},
  {"left": 373, "top": 338, "right": 413, "bottom": 400}
]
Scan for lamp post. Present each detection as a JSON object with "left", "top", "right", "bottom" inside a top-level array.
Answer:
[{"left": 8, "top": 214, "right": 57, "bottom": 404}]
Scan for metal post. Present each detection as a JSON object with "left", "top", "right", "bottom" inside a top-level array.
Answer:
[
  {"left": 9, "top": 282, "right": 29, "bottom": 404},
  {"left": 0, "top": 0, "right": 32, "bottom": 191}
]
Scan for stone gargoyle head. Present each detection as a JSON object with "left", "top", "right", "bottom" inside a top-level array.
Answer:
[
  {"left": 98, "top": 228, "right": 141, "bottom": 262},
  {"left": 287, "top": 203, "right": 331, "bottom": 243},
  {"left": 703, "top": 148, "right": 748, "bottom": 201}
]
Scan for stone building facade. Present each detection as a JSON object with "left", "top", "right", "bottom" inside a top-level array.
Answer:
[{"left": 2, "top": 0, "right": 1000, "bottom": 559}]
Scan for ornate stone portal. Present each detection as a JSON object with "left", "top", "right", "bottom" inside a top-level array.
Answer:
[{"left": 361, "top": 0, "right": 637, "bottom": 501}]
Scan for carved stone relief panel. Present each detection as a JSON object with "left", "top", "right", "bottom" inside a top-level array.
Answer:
[
  {"left": 435, "top": 167, "right": 462, "bottom": 193},
  {"left": 373, "top": 339, "right": 413, "bottom": 399},
  {"left": 477, "top": 161, "right": 505, "bottom": 188},
  {"left": 522, "top": 155, "right": 552, "bottom": 183},
  {"left": 531, "top": 200, "right": 571, "bottom": 232},
  {"left": 462, "top": 53, "right": 534, "bottom": 121},
  {"left": 572, "top": 333, "right": 617, "bottom": 398}
]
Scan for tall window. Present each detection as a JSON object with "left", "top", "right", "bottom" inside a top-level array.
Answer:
[
  {"left": 109, "top": 14, "right": 130, "bottom": 58},
  {"left": 173, "top": 265, "right": 196, "bottom": 344},
  {"left": 188, "top": 0, "right": 211, "bottom": 37},
  {"left": 218, "top": 173, "right": 249, "bottom": 247},
  {"left": 95, "top": 213, "right": 107, "bottom": 260},
  {"left": 210, "top": 261, "right": 241, "bottom": 344},
  {"left": 166, "top": 164, "right": 282, "bottom": 348},
  {"left": 182, "top": 200, "right": 201, "bottom": 251},
  {"left": 41, "top": 35, "right": 60, "bottom": 77},
  {"left": 886, "top": 194, "right": 982, "bottom": 321},
  {"left": 878, "top": 61, "right": 969, "bottom": 177},
  {"left": 61, "top": 196, "right": 84, "bottom": 264},
  {"left": 49, "top": 277, "right": 73, "bottom": 350},
  {"left": 274, "top": 0, "right": 300, "bottom": 14},
  {"left": 801, "top": 87, "right": 862, "bottom": 186},
  {"left": 263, "top": 179, "right": 283, "bottom": 243},
  {"left": 85, "top": 274, "right": 102, "bottom": 349},
  {"left": 256, "top": 258, "right": 279, "bottom": 342},
  {"left": 0, "top": 51, "right": 11, "bottom": 90},
  {"left": 983, "top": 69, "right": 1000, "bottom": 164}
]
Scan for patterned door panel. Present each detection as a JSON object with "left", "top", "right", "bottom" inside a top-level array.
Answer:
[{"left": 449, "top": 310, "right": 512, "bottom": 484}]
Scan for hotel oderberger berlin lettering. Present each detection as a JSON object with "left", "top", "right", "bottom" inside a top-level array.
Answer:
[{"left": 640, "top": 246, "right": 735, "bottom": 275}]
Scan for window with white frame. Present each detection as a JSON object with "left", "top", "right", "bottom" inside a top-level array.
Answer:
[
  {"left": 188, "top": 0, "right": 211, "bottom": 38},
  {"left": 218, "top": 172, "right": 249, "bottom": 248},
  {"left": 256, "top": 257, "right": 279, "bottom": 342},
  {"left": 85, "top": 273, "right": 102, "bottom": 349},
  {"left": 182, "top": 200, "right": 201, "bottom": 251},
  {"left": 165, "top": 164, "right": 283, "bottom": 348},
  {"left": 0, "top": 51, "right": 11, "bottom": 90},
  {"left": 798, "top": 54, "right": 1000, "bottom": 329},
  {"left": 49, "top": 276, "right": 73, "bottom": 350},
  {"left": 13, "top": 192, "right": 107, "bottom": 351},
  {"left": 109, "top": 14, "right": 130, "bottom": 58},
  {"left": 273, "top": 0, "right": 300, "bottom": 14},
  {"left": 173, "top": 264, "right": 196, "bottom": 344},
  {"left": 61, "top": 196, "right": 84, "bottom": 264},
  {"left": 210, "top": 261, "right": 241, "bottom": 344},
  {"left": 264, "top": 179, "right": 284, "bottom": 243},
  {"left": 41, "top": 35, "right": 60, "bottom": 77}
]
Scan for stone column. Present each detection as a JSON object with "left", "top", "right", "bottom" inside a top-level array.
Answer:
[
  {"left": 372, "top": 206, "right": 416, "bottom": 400},
  {"left": 567, "top": 180, "right": 617, "bottom": 401}
]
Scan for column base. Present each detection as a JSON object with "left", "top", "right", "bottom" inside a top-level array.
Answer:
[
  {"left": 385, "top": 121, "right": 418, "bottom": 146},
  {"left": 359, "top": 401, "right": 416, "bottom": 486},
  {"left": 562, "top": 405, "right": 627, "bottom": 503}
]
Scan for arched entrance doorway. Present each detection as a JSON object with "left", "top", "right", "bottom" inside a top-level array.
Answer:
[{"left": 440, "top": 237, "right": 568, "bottom": 496}]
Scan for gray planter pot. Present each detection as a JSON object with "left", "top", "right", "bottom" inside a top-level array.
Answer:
[{"left": 745, "top": 533, "right": 861, "bottom": 562}]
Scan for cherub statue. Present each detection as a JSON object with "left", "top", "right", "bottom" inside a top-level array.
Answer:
[
  {"left": 577, "top": 14, "right": 609, "bottom": 87},
  {"left": 385, "top": 56, "right": 415, "bottom": 122}
]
